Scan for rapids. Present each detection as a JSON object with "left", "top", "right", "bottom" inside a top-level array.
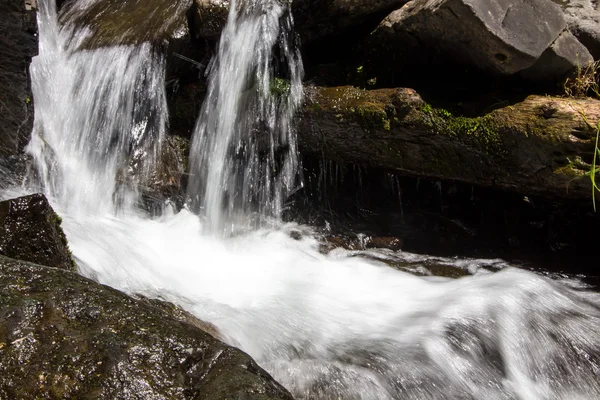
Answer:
[{"left": 2, "top": 0, "right": 599, "bottom": 398}]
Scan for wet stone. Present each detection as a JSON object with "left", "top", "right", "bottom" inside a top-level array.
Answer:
[
  {"left": 0, "top": 255, "right": 294, "bottom": 400},
  {"left": 0, "top": 194, "right": 75, "bottom": 272}
]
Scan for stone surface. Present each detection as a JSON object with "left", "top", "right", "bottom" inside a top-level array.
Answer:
[
  {"left": 60, "top": 0, "right": 193, "bottom": 48},
  {"left": 0, "top": 194, "right": 75, "bottom": 271},
  {"left": 0, "top": 0, "right": 38, "bottom": 157},
  {"left": 0, "top": 255, "right": 294, "bottom": 400},
  {"left": 522, "top": 30, "right": 594, "bottom": 80},
  {"left": 375, "top": 0, "right": 567, "bottom": 75},
  {"left": 556, "top": 0, "right": 600, "bottom": 59},
  {"left": 297, "top": 85, "right": 600, "bottom": 200}
]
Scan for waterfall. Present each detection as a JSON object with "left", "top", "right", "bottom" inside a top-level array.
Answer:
[
  {"left": 26, "top": 0, "right": 167, "bottom": 215},
  {"left": 186, "top": 0, "right": 303, "bottom": 234},
  {"left": 2, "top": 0, "right": 599, "bottom": 399}
]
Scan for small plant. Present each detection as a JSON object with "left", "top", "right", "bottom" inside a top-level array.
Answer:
[
  {"left": 564, "top": 60, "right": 600, "bottom": 99},
  {"left": 575, "top": 110, "right": 600, "bottom": 211},
  {"left": 591, "top": 122, "right": 600, "bottom": 211}
]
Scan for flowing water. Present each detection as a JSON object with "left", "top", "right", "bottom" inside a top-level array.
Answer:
[{"left": 3, "top": 0, "right": 600, "bottom": 398}]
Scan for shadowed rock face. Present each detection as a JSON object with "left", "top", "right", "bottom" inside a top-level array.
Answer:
[
  {"left": 191, "top": 0, "right": 409, "bottom": 42},
  {"left": 0, "top": 194, "right": 75, "bottom": 272},
  {"left": 0, "top": 0, "right": 38, "bottom": 157},
  {"left": 0, "top": 255, "right": 295, "bottom": 400}
]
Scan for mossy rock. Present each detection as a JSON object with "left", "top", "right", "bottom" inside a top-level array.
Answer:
[
  {"left": 299, "top": 85, "right": 600, "bottom": 200},
  {"left": 0, "top": 194, "right": 75, "bottom": 271}
]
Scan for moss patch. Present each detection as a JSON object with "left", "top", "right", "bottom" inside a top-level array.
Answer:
[{"left": 420, "top": 105, "right": 505, "bottom": 156}]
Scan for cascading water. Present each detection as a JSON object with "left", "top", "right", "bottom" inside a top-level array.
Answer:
[
  {"left": 27, "top": 0, "right": 167, "bottom": 215},
  {"left": 187, "top": 0, "right": 303, "bottom": 234},
  {"left": 2, "top": 0, "right": 600, "bottom": 398}
]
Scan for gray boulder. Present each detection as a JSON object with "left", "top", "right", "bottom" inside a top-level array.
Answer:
[
  {"left": 556, "top": 0, "right": 600, "bottom": 59},
  {"left": 0, "top": 194, "right": 75, "bottom": 271},
  {"left": 0, "top": 255, "right": 294, "bottom": 399},
  {"left": 0, "top": 0, "right": 38, "bottom": 157},
  {"left": 376, "top": 0, "right": 569, "bottom": 75},
  {"left": 522, "top": 29, "right": 594, "bottom": 80}
]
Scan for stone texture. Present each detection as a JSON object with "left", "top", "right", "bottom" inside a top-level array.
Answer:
[
  {"left": 375, "top": 0, "right": 567, "bottom": 75},
  {"left": 556, "top": 0, "right": 600, "bottom": 59},
  {"left": 0, "top": 255, "right": 294, "bottom": 400},
  {"left": 297, "top": 85, "right": 600, "bottom": 200},
  {"left": 0, "top": 0, "right": 38, "bottom": 157},
  {"left": 60, "top": 0, "right": 193, "bottom": 48},
  {"left": 522, "top": 30, "right": 594, "bottom": 80},
  {"left": 0, "top": 194, "right": 75, "bottom": 271}
]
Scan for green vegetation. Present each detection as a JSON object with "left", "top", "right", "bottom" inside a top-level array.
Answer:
[
  {"left": 564, "top": 60, "right": 600, "bottom": 99},
  {"left": 270, "top": 77, "right": 291, "bottom": 97},
  {"left": 420, "top": 104, "right": 504, "bottom": 155},
  {"left": 575, "top": 110, "right": 600, "bottom": 211}
]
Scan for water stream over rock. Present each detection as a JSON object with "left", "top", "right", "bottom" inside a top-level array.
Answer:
[{"left": 3, "top": 0, "right": 600, "bottom": 398}]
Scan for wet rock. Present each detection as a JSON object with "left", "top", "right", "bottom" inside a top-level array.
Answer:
[
  {"left": 366, "top": 236, "right": 403, "bottom": 251},
  {"left": 522, "top": 30, "right": 594, "bottom": 80},
  {"left": 556, "top": 0, "right": 600, "bottom": 59},
  {"left": 0, "top": 255, "right": 294, "bottom": 400},
  {"left": 141, "top": 135, "right": 190, "bottom": 212},
  {"left": 375, "top": 0, "right": 568, "bottom": 75},
  {"left": 61, "top": 0, "right": 193, "bottom": 48},
  {"left": 0, "top": 194, "right": 75, "bottom": 272},
  {"left": 298, "top": 85, "right": 600, "bottom": 200},
  {"left": 0, "top": 0, "right": 38, "bottom": 157}
]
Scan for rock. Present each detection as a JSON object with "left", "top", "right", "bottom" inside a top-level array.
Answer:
[
  {"left": 375, "top": 0, "right": 567, "bottom": 75},
  {"left": 557, "top": 0, "right": 600, "bottom": 59},
  {"left": 522, "top": 30, "right": 594, "bottom": 80},
  {"left": 0, "top": 0, "right": 38, "bottom": 157},
  {"left": 298, "top": 85, "right": 600, "bottom": 200},
  {"left": 366, "top": 236, "right": 403, "bottom": 251},
  {"left": 141, "top": 135, "right": 191, "bottom": 212},
  {"left": 0, "top": 255, "right": 294, "bottom": 400},
  {"left": 60, "top": 0, "right": 193, "bottom": 48},
  {"left": 191, "top": 0, "right": 409, "bottom": 42},
  {"left": 0, "top": 194, "right": 75, "bottom": 271}
]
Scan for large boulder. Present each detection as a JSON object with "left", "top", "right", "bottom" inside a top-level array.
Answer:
[
  {"left": 298, "top": 85, "right": 600, "bottom": 200},
  {"left": 522, "top": 29, "right": 594, "bottom": 81},
  {"left": 0, "top": 255, "right": 294, "bottom": 399},
  {"left": 373, "top": 0, "right": 587, "bottom": 79},
  {"left": 0, "top": 194, "right": 75, "bottom": 271},
  {"left": 557, "top": 0, "right": 600, "bottom": 59},
  {"left": 0, "top": 0, "right": 38, "bottom": 157}
]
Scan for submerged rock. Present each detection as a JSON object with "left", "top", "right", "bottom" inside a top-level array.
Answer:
[
  {"left": 298, "top": 86, "right": 600, "bottom": 200},
  {"left": 0, "top": 194, "right": 75, "bottom": 272},
  {"left": 0, "top": 255, "right": 294, "bottom": 399},
  {"left": 0, "top": 0, "right": 38, "bottom": 157}
]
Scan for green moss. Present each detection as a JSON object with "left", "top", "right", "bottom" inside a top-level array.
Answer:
[
  {"left": 353, "top": 102, "right": 392, "bottom": 132},
  {"left": 420, "top": 105, "right": 505, "bottom": 156},
  {"left": 270, "top": 78, "right": 290, "bottom": 97}
]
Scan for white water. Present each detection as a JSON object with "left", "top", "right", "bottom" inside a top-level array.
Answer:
[
  {"left": 187, "top": 0, "right": 303, "bottom": 234},
  {"left": 5, "top": 0, "right": 600, "bottom": 399}
]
